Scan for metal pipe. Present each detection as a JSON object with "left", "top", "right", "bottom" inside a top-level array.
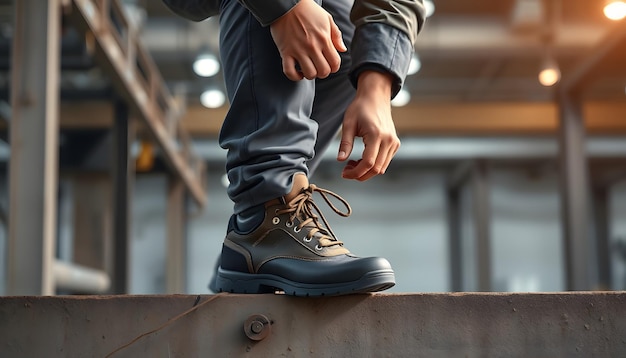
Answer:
[{"left": 53, "top": 260, "right": 110, "bottom": 293}]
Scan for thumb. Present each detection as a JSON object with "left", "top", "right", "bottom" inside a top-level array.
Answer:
[
  {"left": 330, "top": 20, "right": 346, "bottom": 52},
  {"left": 338, "top": 123, "right": 355, "bottom": 162}
]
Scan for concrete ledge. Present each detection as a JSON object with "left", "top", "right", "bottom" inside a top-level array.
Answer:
[{"left": 1, "top": 292, "right": 625, "bottom": 357}]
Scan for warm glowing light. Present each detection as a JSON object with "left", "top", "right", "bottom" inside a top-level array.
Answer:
[
  {"left": 200, "top": 89, "right": 226, "bottom": 108},
  {"left": 193, "top": 54, "right": 220, "bottom": 77},
  {"left": 538, "top": 68, "right": 560, "bottom": 87},
  {"left": 391, "top": 89, "right": 411, "bottom": 107},
  {"left": 538, "top": 56, "right": 561, "bottom": 87},
  {"left": 604, "top": 1, "right": 626, "bottom": 20}
]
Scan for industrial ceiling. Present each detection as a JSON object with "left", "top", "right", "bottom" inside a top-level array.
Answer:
[
  {"left": 0, "top": 0, "right": 624, "bottom": 113},
  {"left": 140, "top": 0, "right": 626, "bottom": 103}
]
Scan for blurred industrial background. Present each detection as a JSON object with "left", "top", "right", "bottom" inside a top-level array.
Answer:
[{"left": 1, "top": 0, "right": 626, "bottom": 296}]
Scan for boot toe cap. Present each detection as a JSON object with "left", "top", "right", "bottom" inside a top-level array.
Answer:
[{"left": 258, "top": 255, "right": 393, "bottom": 285}]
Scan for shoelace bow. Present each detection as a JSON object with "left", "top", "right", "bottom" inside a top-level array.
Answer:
[{"left": 277, "top": 184, "right": 352, "bottom": 248}]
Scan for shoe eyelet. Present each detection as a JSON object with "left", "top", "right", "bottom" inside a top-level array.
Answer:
[
  {"left": 286, "top": 221, "right": 294, "bottom": 228},
  {"left": 294, "top": 226, "right": 302, "bottom": 233},
  {"left": 315, "top": 245, "right": 323, "bottom": 251},
  {"left": 272, "top": 217, "right": 280, "bottom": 225},
  {"left": 303, "top": 236, "right": 312, "bottom": 243}
]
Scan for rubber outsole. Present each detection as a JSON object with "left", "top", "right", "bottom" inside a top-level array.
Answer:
[{"left": 214, "top": 267, "right": 396, "bottom": 297}]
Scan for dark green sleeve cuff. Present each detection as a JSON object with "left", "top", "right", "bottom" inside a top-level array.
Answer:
[
  {"left": 349, "top": 23, "right": 414, "bottom": 99},
  {"left": 162, "top": 0, "right": 220, "bottom": 22}
]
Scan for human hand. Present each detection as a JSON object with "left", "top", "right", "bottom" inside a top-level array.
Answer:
[
  {"left": 338, "top": 71, "right": 401, "bottom": 181},
  {"left": 270, "top": 0, "right": 347, "bottom": 81}
]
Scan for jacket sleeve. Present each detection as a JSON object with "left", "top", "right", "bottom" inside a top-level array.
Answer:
[
  {"left": 161, "top": 0, "right": 221, "bottom": 22},
  {"left": 237, "top": 0, "right": 301, "bottom": 27},
  {"left": 349, "top": 0, "right": 425, "bottom": 98}
]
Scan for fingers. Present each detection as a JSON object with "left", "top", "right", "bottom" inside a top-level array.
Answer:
[
  {"left": 342, "top": 137, "right": 400, "bottom": 181},
  {"left": 337, "top": 121, "right": 355, "bottom": 162},
  {"left": 271, "top": 4, "right": 343, "bottom": 81},
  {"left": 341, "top": 141, "right": 380, "bottom": 181},
  {"left": 282, "top": 56, "right": 304, "bottom": 81},
  {"left": 321, "top": 46, "right": 341, "bottom": 75},
  {"left": 302, "top": 16, "right": 342, "bottom": 79},
  {"left": 292, "top": 40, "right": 341, "bottom": 80},
  {"left": 331, "top": 21, "right": 347, "bottom": 53}
]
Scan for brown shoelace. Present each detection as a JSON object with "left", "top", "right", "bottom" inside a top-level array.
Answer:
[{"left": 277, "top": 184, "right": 352, "bottom": 248}]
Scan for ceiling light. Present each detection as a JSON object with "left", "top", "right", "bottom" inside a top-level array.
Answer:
[
  {"left": 407, "top": 53, "right": 421, "bottom": 75},
  {"left": 200, "top": 89, "right": 226, "bottom": 108},
  {"left": 604, "top": 1, "right": 626, "bottom": 20},
  {"left": 391, "top": 89, "right": 411, "bottom": 107},
  {"left": 424, "top": 0, "right": 435, "bottom": 18},
  {"left": 193, "top": 54, "right": 220, "bottom": 77},
  {"left": 538, "top": 55, "right": 561, "bottom": 87}
]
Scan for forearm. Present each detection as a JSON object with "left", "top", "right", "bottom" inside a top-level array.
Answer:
[{"left": 356, "top": 70, "right": 393, "bottom": 101}]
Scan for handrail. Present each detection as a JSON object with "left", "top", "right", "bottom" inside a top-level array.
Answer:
[{"left": 67, "top": 0, "right": 207, "bottom": 206}]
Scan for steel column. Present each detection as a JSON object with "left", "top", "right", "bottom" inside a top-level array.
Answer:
[
  {"left": 472, "top": 160, "right": 492, "bottom": 291},
  {"left": 166, "top": 177, "right": 187, "bottom": 293},
  {"left": 557, "top": 90, "right": 592, "bottom": 290},
  {"left": 447, "top": 162, "right": 472, "bottom": 292},
  {"left": 111, "top": 99, "right": 134, "bottom": 294},
  {"left": 7, "top": 0, "right": 61, "bottom": 295},
  {"left": 72, "top": 174, "right": 114, "bottom": 284},
  {"left": 592, "top": 185, "right": 612, "bottom": 290},
  {"left": 447, "top": 186, "right": 462, "bottom": 292}
]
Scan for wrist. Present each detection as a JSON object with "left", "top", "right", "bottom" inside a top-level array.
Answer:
[{"left": 356, "top": 70, "right": 393, "bottom": 99}]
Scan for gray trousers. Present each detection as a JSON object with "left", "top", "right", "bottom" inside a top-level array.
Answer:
[{"left": 219, "top": 0, "right": 356, "bottom": 216}]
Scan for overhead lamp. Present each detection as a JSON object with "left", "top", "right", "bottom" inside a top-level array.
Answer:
[
  {"left": 604, "top": 1, "right": 626, "bottom": 20},
  {"left": 538, "top": 55, "right": 561, "bottom": 87},
  {"left": 200, "top": 89, "right": 226, "bottom": 108},
  {"left": 193, "top": 53, "right": 220, "bottom": 77},
  {"left": 424, "top": 0, "right": 435, "bottom": 18},
  {"left": 391, "top": 89, "right": 411, "bottom": 107},
  {"left": 407, "top": 53, "right": 422, "bottom": 75}
]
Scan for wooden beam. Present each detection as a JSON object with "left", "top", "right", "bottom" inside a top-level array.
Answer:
[
  {"left": 3, "top": 101, "right": 621, "bottom": 137},
  {"left": 180, "top": 101, "right": 626, "bottom": 137}
]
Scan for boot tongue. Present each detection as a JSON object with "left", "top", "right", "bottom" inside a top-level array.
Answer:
[
  {"left": 283, "top": 173, "right": 342, "bottom": 247},
  {"left": 284, "top": 173, "right": 309, "bottom": 203},
  {"left": 284, "top": 173, "right": 328, "bottom": 234}
]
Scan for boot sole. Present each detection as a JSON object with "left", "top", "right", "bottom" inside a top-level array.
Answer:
[{"left": 215, "top": 268, "right": 395, "bottom": 297}]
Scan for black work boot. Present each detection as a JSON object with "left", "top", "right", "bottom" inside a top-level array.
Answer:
[{"left": 214, "top": 173, "right": 395, "bottom": 296}]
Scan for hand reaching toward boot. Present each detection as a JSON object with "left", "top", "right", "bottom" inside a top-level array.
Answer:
[
  {"left": 270, "top": 0, "right": 347, "bottom": 81},
  {"left": 338, "top": 70, "right": 401, "bottom": 181}
]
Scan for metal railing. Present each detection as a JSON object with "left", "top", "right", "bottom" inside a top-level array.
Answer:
[{"left": 69, "top": 0, "right": 207, "bottom": 206}]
